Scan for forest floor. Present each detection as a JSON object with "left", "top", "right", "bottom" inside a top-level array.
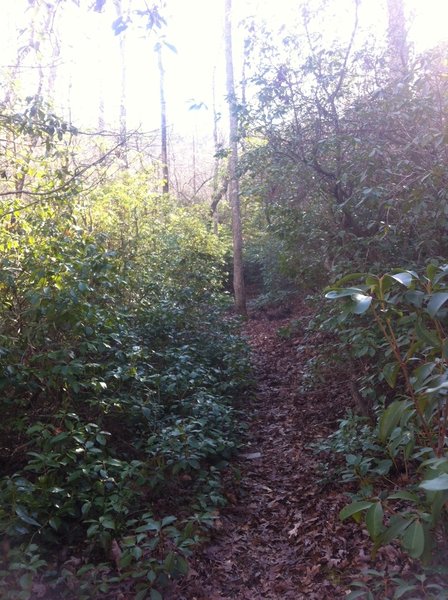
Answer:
[{"left": 166, "top": 298, "right": 410, "bottom": 600}]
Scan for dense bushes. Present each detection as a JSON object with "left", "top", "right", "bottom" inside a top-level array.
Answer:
[
  {"left": 240, "top": 24, "right": 448, "bottom": 291},
  {"left": 322, "top": 263, "right": 448, "bottom": 596},
  {"left": 237, "top": 6, "right": 448, "bottom": 594},
  {"left": 0, "top": 166, "right": 249, "bottom": 598}
]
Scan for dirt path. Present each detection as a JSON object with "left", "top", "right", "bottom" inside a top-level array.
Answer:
[{"left": 166, "top": 306, "right": 384, "bottom": 599}]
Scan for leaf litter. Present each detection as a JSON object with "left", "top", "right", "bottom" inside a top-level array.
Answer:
[{"left": 165, "top": 300, "right": 416, "bottom": 599}]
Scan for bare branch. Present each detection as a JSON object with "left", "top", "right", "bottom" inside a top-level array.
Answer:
[
  {"left": 0, "top": 137, "right": 129, "bottom": 219},
  {"left": 210, "top": 177, "right": 229, "bottom": 214}
]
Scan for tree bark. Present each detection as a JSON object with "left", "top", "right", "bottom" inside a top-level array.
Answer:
[
  {"left": 157, "top": 43, "right": 169, "bottom": 194},
  {"left": 224, "top": 0, "right": 247, "bottom": 316},
  {"left": 211, "top": 67, "right": 221, "bottom": 234},
  {"left": 114, "top": 0, "right": 129, "bottom": 166},
  {"left": 386, "top": 0, "right": 409, "bottom": 79}
]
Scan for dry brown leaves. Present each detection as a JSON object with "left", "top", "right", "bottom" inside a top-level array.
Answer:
[{"left": 166, "top": 300, "right": 411, "bottom": 600}]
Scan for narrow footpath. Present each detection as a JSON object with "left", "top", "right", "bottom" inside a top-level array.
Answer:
[{"left": 167, "top": 302, "right": 403, "bottom": 599}]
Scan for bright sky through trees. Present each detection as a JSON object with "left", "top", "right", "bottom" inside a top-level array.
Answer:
[{"left": 0, "top": 0, "right": 446, "bottom": 136}]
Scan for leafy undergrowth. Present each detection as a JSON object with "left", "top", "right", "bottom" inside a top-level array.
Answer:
[
  {"left": 164, "top": 297, "right": 448, "bottom": 599},
  {"left": 0, "top": 296, "right": 250, "bottom": 599},
  {"left": 0, "top": 298, "right": 250, "bottom": 599},
  {"left": 322, "top": 267, "right": 448, "bottom": 598},
  {"left": 0, "top": 188, "right": 251, "bottom": 599}
]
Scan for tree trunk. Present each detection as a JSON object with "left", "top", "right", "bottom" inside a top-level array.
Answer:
[
  {"left": 5, "top": 2, "right": 42, "bottom": 106},
  {"left": 224, "top": 0, "right": 246, "bottom": 316},
  {"left": 211, "top": 67, "right": 220, "bottom": 234},
  {"left": 386, "top": 0, "right": 409, "bottom": 79},
  {"left": 44, "top": 1, "right": 63, "bottom": 103},
  {"left": 114, "top": 0, "right": 129, "bottom": 166},
  {"left": 157, "top": 43, "right": 169, "bottom": 194}
]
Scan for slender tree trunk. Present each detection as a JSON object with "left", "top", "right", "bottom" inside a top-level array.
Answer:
[
  {"left": 5, "top": 2, "right": 42, "bottom": 106},
  {"left": 211, "top": 68, "right": 220, "bottom": 235},
  {"left": 157, "top": 43, "right": 169, "bottom": 194},
  {"left": 192, "top": 133, "right": 196, "bottom": 193},
  {"left": 43, "top": 1, "right": 62, "bottom": 103},
  {"left": 67, "top": 71, "right": 73, "bottom": 126},
  {"left": 96, "top": 14, "right": 105, "bottom": 130},
  {"left": 114, "top": 0, "right": 129, "bottom": 166},
  {"left": 118, "top": 33, "right": 127, "bottom": 141},
  {"left": 387, "top": 0, "right": 409, "bottom": 79},
  {"left": 224, "top": 0, "right": 246, "bottom": 316},
  {"left": 98, "top": 83, "right": 105, "bottom": 131}
]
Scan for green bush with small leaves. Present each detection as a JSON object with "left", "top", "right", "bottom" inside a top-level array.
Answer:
[{"left": 0, "top": 105, "right": 249, "bottom": 598}]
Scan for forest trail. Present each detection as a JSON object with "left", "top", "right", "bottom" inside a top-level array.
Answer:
[{"left": 166, "top": 301, "right": 387, "bottom": 600}]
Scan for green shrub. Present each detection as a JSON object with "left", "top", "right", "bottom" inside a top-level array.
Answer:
[
  {"left": 0, "top": 171, "right": 249, "bottom": 597},
  {"left": 326, "top": 262, "right": 448, "bottom": 590}
]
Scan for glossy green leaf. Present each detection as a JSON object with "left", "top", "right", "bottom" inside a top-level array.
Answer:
[
  {"left": 427, "top": 292, "right": 448, "bottom": 318},
  {"left": 379, "top": 400, "right": 407, "bottom": 443},
  {"left": 365, "top": 502, "right": 384, "bottom": 540},
  {"left": 339, "top": 500, "right": 373, "bottom": 521},
  {"left": 15, "top": 506, "right": 41, "bottom": 528},
  {"left": 433, "top": 264, "right": 448, "bottom": 284},
  {"left": 426, "top": 263, "right": 439, "bottom": 280},
  {"left": 382, "top": 362, "right": 400, "bottom": 388},
  {"left": 404, "top": 290, "right": 425, "bottom": 307},
  {"left": 395, "top": 584, "right": 420, "bottom": 598},
  {"left": 161, "top": 515, "right": 177, "bottom": 527},
  {"left": 411, "top": 362, "right": 436, "bottom": 389},
  {"left": 420, "top": 474, "right": 448, "bottom": 491},
  {"left": 415, "top": 320, "right": 439, "bottom": 348},
  {"left": 388, "top": 490, "right": 419, "bottom": 503},
  {"left": 150, "top": 588, "right": 163, "bottom": 600},
  {"left": 100, "top": 516, "right": 115, "bottom": 530},
  {"left": 325, "top": 287, "right": 366, "bottom": 300},
  {"left": 119, "top": 551, "right": 133, "bottom": 568},
  {"left": 352, "top": 293, "right": 373, "bottom": 314},
  {"left": 374, "top": 459, "right": 393, "bottom": 475},
  {"left": 402, "top": 520, "right": 425, "bottom": 558},
  {"left": 135, "top": 520, "right": 160, "bottom": 533},
  {"left": 175, "top": 555, "right": 189, "bottom": 575},
  {"left": 49, "top": 517, "right": 61, "bottom": 530},
  {"left": 379, "top": 515, "right": 411, "bottom": 545},
  {"left": 425, "top": 380, "right": 448, "bottom": 394},
  {"left": 390, "top": 272, "right": 413, "bottom": 287}
]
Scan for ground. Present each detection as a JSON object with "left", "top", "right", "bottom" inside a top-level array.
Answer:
[{"left": 165, "top": 300, "right": 411, "bottom": 599}]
